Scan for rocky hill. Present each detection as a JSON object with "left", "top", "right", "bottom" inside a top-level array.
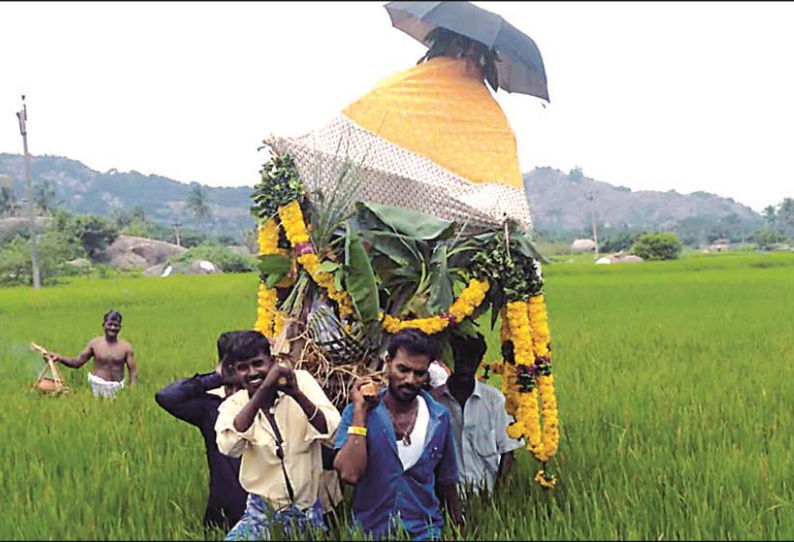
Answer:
[
  {"left": 0, "top": 153, "right": 762, "bottom": 238},
  {"left": 524, "top": 167, "right": 761, "bottom": 234},
  {"left": 0, "top": 153, "right": 254, "bottom": 235}
]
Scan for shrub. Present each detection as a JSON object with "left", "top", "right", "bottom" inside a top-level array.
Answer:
[
  {"left": 53, "top": 210, "right": 119, "bottom": 259},
  {"left": 631, "top": 232, "right": 682, "bottom": 261},
  {"left": 0, "top": 230, "right": 85, "bottom": 286},
  {"left": 170, "top": 243, "right": 256, "bottom": 273}
]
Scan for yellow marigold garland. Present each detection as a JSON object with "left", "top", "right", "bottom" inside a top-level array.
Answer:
[
  {"left": 529, "top": 294, "right": 559, "bottom": 463},
  {"left": 498, "top": 307, "right": 518, "bottom": 415},
  {"left": 254, "top": 282, "right": 278, "bottom": 336},
  {"left": 277, "top": 201, "right": 355, "bottom": 319},
  {"left": 379, "top": 278, "right": 490, "bottom": 335},
  {"left": 505, "top": 301, "right": 542, "bottom": 459},
  {"left": 254, "top": 219, "right": 280, "bottom": 336},
  {"left": 501, "top": 294, "right": 560, "bottom": 488}
]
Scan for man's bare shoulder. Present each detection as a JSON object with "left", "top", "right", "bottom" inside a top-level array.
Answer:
[{"left": 119, "top": 339, "right": 134, "bottom": 353}]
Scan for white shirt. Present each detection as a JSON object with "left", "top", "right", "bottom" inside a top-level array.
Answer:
[{"left": 396, "top": 396, "right": 429, "bottom": 471}]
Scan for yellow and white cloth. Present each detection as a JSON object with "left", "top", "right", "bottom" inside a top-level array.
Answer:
[{"left": 267, "top": 57, "right": 533, "bottom": 230}]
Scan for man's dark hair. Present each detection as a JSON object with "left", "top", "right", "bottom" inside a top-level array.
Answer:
[
  {"left": 386, "top": 328, "right": 440, "bottom": 363},
  {"left": 216, "top": 331, "right": 248, "bottom": 362},
  {"left": 103, "top": 309, "right": 122, "bottom": 323},
  {"left": 449, "top": 331, "right": 487, "bottom": 368},
  {"left": 221, "top": 330, "right": 271, "bottom": 369}
]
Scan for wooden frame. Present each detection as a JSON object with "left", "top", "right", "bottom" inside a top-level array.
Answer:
[{"left": 30, "top": 342, "right": 69, "bottom": 395}]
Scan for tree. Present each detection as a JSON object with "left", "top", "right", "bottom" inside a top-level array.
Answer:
[
  {"left": 0, "top": 187, "right": 14, "bottom": 217},
  {"left": 568, "top": 166, "right": 584, "bottom": 182},
  {"left": 631, "top": 232, "right": 682, "bottom": 261},
  {"left": 600, "top": 229, "right": 642, "bottom": 253},
  {"left": 777, "top": 198, "right": 794, "bottom": 237},
  {"left": 130, "top": 206, "right": 146, "bottom": 223},
  {"left": 33, "top": 181, "right": 59, "bottom": 215},
  {"left": 186, "top": 182, "right": 213, "bottom": 228},
  {"left": 762, "top": 205, "right": 777, "bottom": 226},
  {"left": 54, "top": 210, "right": 119, "bottom": 259},
  {"left": 752, "top": 227, "right": 787, "bottom": 250}
]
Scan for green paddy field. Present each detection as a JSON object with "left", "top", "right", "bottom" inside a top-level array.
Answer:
[{"left": 2, "top": 251, "right": 794, "bottom": 540}]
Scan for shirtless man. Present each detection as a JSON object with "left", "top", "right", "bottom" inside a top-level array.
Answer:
[{"left": 49, "top": 309, "right": 137, "bottom": 398}]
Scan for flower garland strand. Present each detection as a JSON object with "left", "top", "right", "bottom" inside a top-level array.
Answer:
[
  {"left": 379, "top": 278, "right": 490, "bottom": 335},
  {"left": 278, "top": 200, "right": 354, "bottom": 319},
  {"left": 529, "top": 294, "right": 559, "bottom": 463},
  {"left": 498, "top": 293, "right": 560, "bottom": 489},
  {"left": 498, "top": 307, "right": 518, "bottom": 415},
  {"left": 504, "top": 301, "right": 543, "bottom": 461},
  {"left": 254, "top": 219, "right": 280, "bottom": 336}
]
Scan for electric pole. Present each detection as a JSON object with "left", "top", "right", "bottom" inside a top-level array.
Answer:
[
  {"left": 16, "top": 95, "right": 41, "bottom": 289},
  {"left": 173, "top": 220, "right": 182, "bottom": 247},
  {"left": 586, "top": 191, "right": 600, "bottom": 259}
]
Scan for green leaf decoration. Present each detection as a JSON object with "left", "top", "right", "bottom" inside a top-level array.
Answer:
[
  {"left": 356, "top": 202, "right": 455, "bottom": 241},
  {"left": 344, "top": 222, "right": 380, "bottom": 330},
  {"left": 427, "top": 244, "right": 453, "bottom": 314},
  {"left": 251, "top": 154, "right": 305, "bottom": 220},
  {"left": 258, "top": 254, "right": 292, "bottom": 288},
  {"left": 316, "top": 261, "right": 341, "bottom": 274}
]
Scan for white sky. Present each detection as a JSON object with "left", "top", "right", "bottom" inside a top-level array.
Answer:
[{"left": 1, "top": 1, "right": 793, "bottom": 212}]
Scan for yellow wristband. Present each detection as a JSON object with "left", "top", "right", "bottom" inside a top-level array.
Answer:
[{"left": 348, "top": 426, "right": 367, "bottom": 437}]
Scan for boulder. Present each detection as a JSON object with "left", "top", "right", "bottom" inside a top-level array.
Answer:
[
  {"left": 143, "top": 260, "right": 222, "bottom": 277},
  {"left": 110, "top": 252, "right": 149, "bottom": 270},
  {"left": 98, "top": 235, "right": 185, "bottom": 269},
  {"left": 0, "top": 216, "right": 52, "bottom": 242},
  {"left": 570, "top": 238, "right": 596, "bottom": 252},
  {"left": 66, "top": 257, "right": 92, "bottom": 269},
  {"left": 187, "top": 260, "right": 222, "bottom": 275},
  {"left": 612, "top": 254, "right": 644, "bottom": 264},
  {"left": 142, "top": 263, "right": 167, "bottom": 277}
]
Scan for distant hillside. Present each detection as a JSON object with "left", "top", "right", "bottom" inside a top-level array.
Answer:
[
  {"left": 524, "top": 167, "right": 762, "bottom": 234},
  {"left": 0, "top": 153, "right": 254, "bottom": 235},
  {"left": 0, "top": 154, "right": 763, "bottom": 241}
]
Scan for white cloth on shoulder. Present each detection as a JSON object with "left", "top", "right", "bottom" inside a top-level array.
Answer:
[{"left": 87, "top": 372, "right": 125, "bottom": 398}]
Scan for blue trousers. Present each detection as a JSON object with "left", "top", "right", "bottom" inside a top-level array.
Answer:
[{"left": 224, "top": 494, "right": 326, "bottom": 541}]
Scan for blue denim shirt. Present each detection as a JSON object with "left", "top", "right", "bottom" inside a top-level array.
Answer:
[{"left": 335, "top": 388, "right": 459, "bottom": 540}]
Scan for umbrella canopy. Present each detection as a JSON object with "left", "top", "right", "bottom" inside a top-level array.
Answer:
[{"left": 385, "top": 1, "right": 549, "bottom": 101}]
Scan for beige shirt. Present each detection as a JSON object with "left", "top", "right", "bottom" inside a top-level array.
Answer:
[{"left": 215, "top": 369, "right": 341, "bottom": 511}]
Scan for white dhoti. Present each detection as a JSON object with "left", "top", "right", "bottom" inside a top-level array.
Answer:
[{"left": 87, "top": 372, "right": 125, "bottom": 398}]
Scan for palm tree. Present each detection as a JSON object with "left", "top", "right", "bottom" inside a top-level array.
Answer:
[{"left": 186, "top": 182, "right": 213, "bottom": 229}]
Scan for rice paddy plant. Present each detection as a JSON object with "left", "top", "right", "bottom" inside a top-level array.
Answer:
[{"left": 1, "top": 252, "right": 793, "bottom": 539}]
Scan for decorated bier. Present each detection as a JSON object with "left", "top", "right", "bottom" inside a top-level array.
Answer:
[{"left": 250, "top": 1, "right": 559, "bottom": 488}]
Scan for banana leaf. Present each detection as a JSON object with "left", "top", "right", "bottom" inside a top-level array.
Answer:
[
  {"left": 512, "top": 230, "right": 549, "bottom": 264},
  {"left": 427, "top": 244, "right": 453, "bottom": 314},
  {"left": 358, "top": 230, "right": 420, "bottom": 268},
  {"left": 344, "top": 222, "right": 380, "bottom": 331},
  {"left": 258, "top": 254, "right": 292, "bottom": 288},
  {"left": 356, "top": 202, "right": 455, "bottom": 242}
]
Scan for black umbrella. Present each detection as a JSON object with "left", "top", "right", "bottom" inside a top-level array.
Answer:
[{"left": 384, "top": 1, "right": 549, "bottom": 101}]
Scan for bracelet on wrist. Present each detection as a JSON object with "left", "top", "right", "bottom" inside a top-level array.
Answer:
[{"left": 348, "top": 425, "right": 367, "bottom": 437}]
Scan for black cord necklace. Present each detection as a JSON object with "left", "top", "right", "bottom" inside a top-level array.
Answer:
[{"left": 388, "top": 400, "right": 419, "bottom": 446}]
